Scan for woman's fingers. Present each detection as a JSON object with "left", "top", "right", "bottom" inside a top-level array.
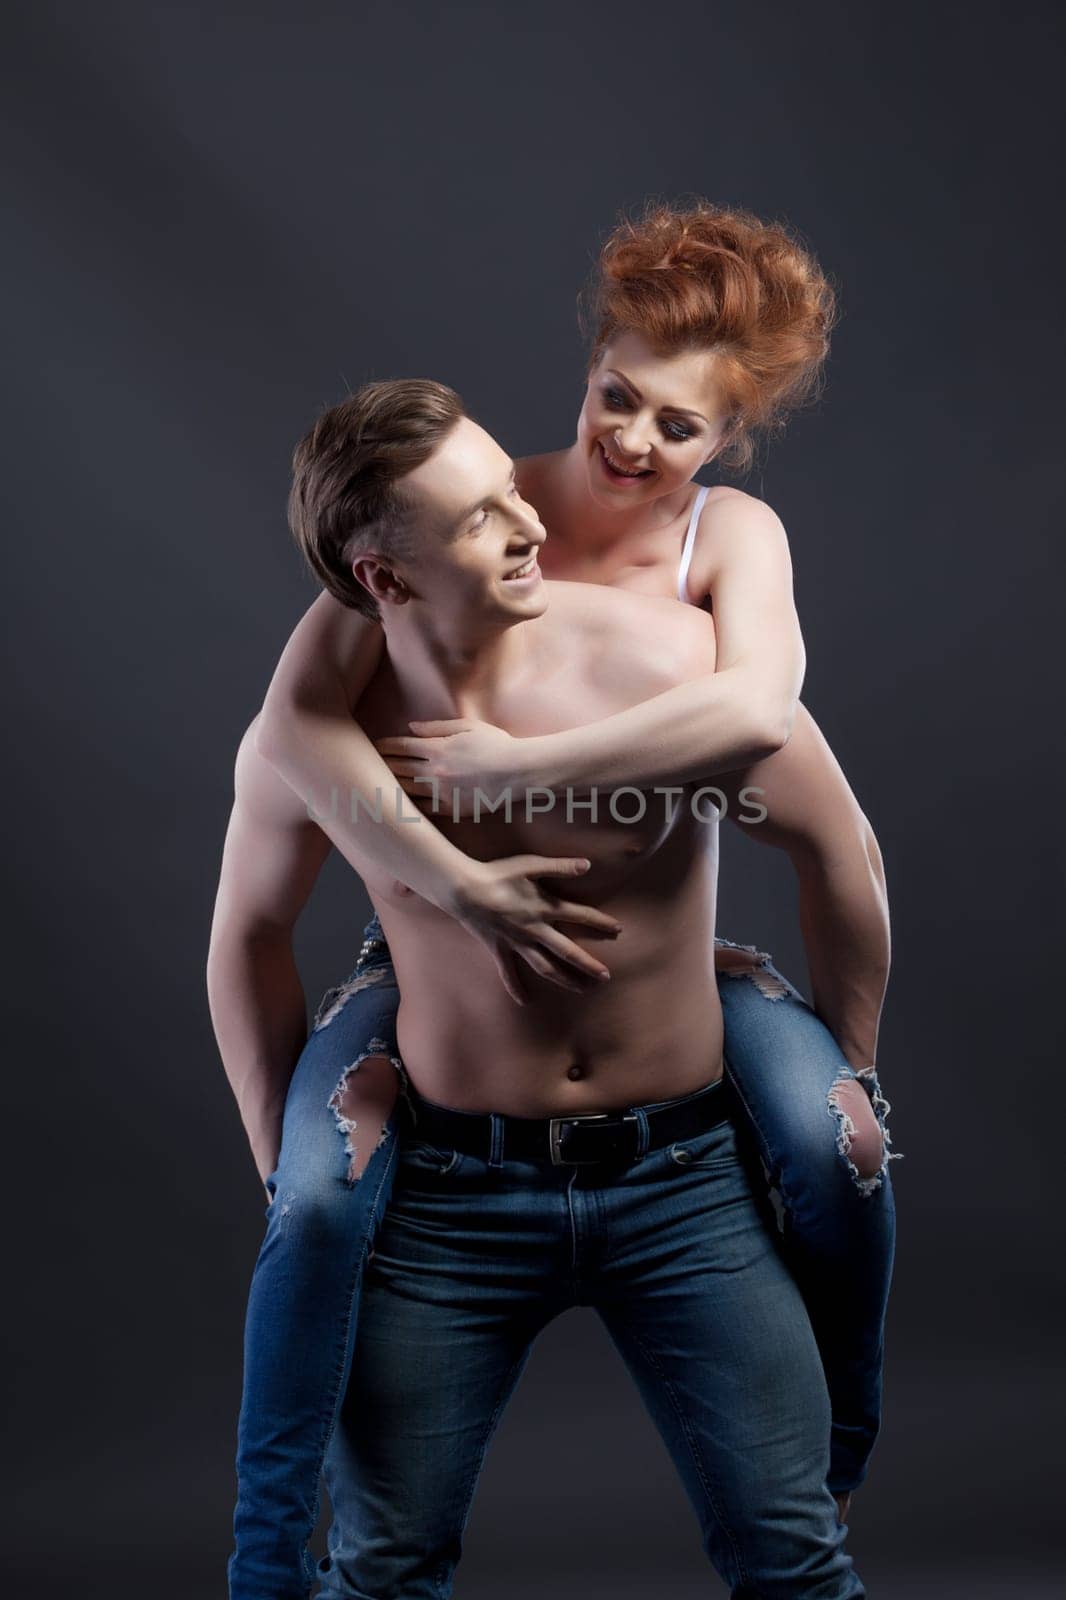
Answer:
[
  {"left": 491, "top": 945, "right": 527, "bottom": 1006},
  {"left": 516, "top": 944, "right": 588, "bottom": 993},
  {"left": 407, "top": 718, "right": 473, "bottom": 736},
  {"left": 375, "top": 735, "right": 435, "bottom": 759},
  {"left": 548, "top": 900, "right": 621, "bottom": 936},
  {"left": 530, "top": 923, "right": 611, "bottom": 981},
  {"left": 511, "top": 855, "right": 592, "bottom": 881}
]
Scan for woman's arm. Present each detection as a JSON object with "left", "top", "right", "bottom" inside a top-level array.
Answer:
[
  {"left": 254, "top": 594, "right": 622, "bottom": 1000},
  {"left": 379, "top": 493, "right": 805, "bottom": 798},
  {"left": 534, "top": 494, "right": 804, "bottom": 788},
  {"left": 718, "top": 706, "right": 890, "bottom": 1069}
]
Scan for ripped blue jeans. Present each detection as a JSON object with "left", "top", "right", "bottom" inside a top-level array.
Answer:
[{"left": 228, "top": 919, "right": 896, "bottom": 1599}]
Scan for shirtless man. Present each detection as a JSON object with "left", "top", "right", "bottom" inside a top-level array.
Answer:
[{"left": 210, "top": 379, "right": 868, "bottom": 1597}]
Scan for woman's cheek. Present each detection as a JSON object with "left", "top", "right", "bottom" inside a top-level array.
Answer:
[
  {"left": 580, "top": 403, "right": 605, "bottom": 441},
  {"left": 655, "top": 451, "right": 695, "bottom": 491},
  {"left": 674, "top": 443, "right": 709, "bottom": 484}
]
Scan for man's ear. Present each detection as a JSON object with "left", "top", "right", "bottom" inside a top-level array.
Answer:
[{"left": 351, "top": 555, "right": 410, "bottom": 607}]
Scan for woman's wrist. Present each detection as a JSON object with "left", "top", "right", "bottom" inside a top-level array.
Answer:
[
  {"left": 430, "top": 853, "right": 488, "bottom": 922},
  {"left": 508, "top": 732, "right": 562, "bottom": 795}
]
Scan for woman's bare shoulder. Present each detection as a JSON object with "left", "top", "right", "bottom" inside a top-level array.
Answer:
[
  {"left": 690, "top": 484, "right": 792, "bottom": 591},
  {"left": 701, "top": 483, "right": 788, "bottom": 539}
]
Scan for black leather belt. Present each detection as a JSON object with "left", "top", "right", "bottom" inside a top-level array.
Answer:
[{"left": 401, "top": 1075, "right": 733, "bottom": 1167}]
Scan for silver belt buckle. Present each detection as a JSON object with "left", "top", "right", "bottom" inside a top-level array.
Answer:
[{"left": 549, "top": 1111, "right": 636, "bottom": 1166}]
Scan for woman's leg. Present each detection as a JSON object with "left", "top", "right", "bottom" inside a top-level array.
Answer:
[
  {"left": 714, "top": 937, "right": 900, "bottom": 1498},
  {"left": 229, "top": 920, "right": 407, "bottom": 1600}
]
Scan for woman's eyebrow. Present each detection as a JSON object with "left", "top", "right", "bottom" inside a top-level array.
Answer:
[
  {"left": 604, "top": 369, "right": 709, "bottom": 424},
  {"left": 605, "top": 368, "right": 642, "bottom": 401}
]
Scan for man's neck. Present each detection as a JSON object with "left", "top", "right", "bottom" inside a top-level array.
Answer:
[{"left": 380, "top": 605, "right": 538, "bottom": 721}]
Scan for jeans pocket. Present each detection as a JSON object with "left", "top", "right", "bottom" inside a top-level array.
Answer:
[
  {"left": 667, "top": 1122, "right": 739, "bottom": 1170},
  {"left": 399, "top": 1139, "right": 465, "bottom": 1177}
]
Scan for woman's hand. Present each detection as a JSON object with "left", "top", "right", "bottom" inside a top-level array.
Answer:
[
  {"left": 443, "top": 854, "right": 622, "bottom": 1005},
  {"left": 376, "top": 718, "right": 524, "bottom": 818}
]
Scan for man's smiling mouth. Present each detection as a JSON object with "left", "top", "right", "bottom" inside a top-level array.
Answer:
[{"left": 503, "top": 556, "right": 539, "bottom": 580}]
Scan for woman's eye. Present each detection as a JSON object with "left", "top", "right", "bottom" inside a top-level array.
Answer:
[
  {"left": 603, "top": 386, "right": 629, "bottom": 410},
  {"left": 661, "top": 420, "right": 693, "bottom": 442}
]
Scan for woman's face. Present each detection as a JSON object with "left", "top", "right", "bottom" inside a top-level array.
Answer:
[{"left": 576, "top": 330, "right": 732, "bottom": 511}]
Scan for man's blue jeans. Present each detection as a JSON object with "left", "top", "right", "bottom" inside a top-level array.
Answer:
[
  {"left": 228, "top": 922, "right": 894, "bottom": 1597},
  {"left": 316, "top": 1079, "right": 863, "bottom": 1598}
]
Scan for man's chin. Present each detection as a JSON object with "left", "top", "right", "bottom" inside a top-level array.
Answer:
[{"left": 500, "top": 585, "right": 549, "bottom": 620}]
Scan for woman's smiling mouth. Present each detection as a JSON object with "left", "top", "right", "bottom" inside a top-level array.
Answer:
[{"left": 598, "top": 441, "right": 654, "bottom": 483}]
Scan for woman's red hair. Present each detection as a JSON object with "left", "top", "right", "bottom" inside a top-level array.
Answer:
[{"left": 585, "top": 201, "right": 837, "bottom": 471}]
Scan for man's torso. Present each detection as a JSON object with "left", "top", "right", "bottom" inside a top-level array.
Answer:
[{"left": 351, "top": 582, "right": 726, "bottom": 1117}]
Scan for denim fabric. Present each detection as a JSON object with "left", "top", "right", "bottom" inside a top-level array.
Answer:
[
  {"left": 317, "top": 1081, "right": 863, "bottom": 1598},
  {"left": 228, "top": 948, "right": 404, "bottom": 1600},
  {"left": 229, "top": 914, "right": 893, "bottom": 1595},
  {"left": 716, "top": 941, "right": 896, "bottom": 1495}
]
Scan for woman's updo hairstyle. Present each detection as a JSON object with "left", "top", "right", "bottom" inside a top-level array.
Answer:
[{"left": 584, "top": 200, "right": 837, "bottom": 473}]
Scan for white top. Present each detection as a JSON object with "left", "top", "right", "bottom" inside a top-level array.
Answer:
[{"left": 676, "top": 485, "right": 711, "bottom": 604}]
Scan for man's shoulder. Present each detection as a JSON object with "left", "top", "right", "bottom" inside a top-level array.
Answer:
[
  {"left": 541, "top": 579, "right": 696, "bottom": 628},
  {"left": 540, "top": 581, "right": 716, "bottom": 680}
]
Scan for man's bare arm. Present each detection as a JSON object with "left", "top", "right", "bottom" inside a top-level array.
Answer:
[
  {"left": 253, "top": 595, "right": 480, "bottom": 911},
  {"left": 207, "top": 716, "right": 333, "bottom": 1185},
  {"left": 719, "top": 705, "right": 890, "bottom": 1069},
  {"left": 253, "top": 593, "right": 623, "bottom": 1001}
]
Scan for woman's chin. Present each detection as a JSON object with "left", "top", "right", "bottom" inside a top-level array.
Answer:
[{"left": 585, "top": 461, "right": 659, "bottom": 510}]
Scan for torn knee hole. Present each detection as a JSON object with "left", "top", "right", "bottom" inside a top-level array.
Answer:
[
  {"left": 328, "top": 1041, "right": 405, "bottom": 1183},
  {"left": 828, "top": 1077, "right": 885, "bottom": 1184}
]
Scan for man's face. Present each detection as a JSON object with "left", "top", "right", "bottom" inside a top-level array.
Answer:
[{"left": 395, "top": 417, "right": 549, "bottom": 628}]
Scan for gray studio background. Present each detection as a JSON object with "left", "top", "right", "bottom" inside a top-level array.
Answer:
[{"left": 4, "top": 3, "right": 1063, "bottom": 1596}]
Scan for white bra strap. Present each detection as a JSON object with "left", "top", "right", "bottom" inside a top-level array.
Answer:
[{"left": 677, "top": 485, "right": 711, "bottom": 603}]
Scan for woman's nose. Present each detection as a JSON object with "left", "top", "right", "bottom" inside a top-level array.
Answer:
[{"left": 614, "top": 422, "right": 651, "bottom": 459}]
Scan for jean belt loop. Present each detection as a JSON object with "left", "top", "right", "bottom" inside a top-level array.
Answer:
[
  {"left": 487, "top": 1112, "right": 505, "bottom": 1169},
  {"left": 631, "top": 1106, "right": 650, "bottom": 1161}
]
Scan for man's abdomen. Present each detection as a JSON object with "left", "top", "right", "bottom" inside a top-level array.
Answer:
[{"left": 383, "top": 864, "right": 724, "bottom": 1117}]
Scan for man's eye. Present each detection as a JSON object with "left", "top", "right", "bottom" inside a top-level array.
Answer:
[{"left": 662, "top": 420, "right": 693, "bottom": 442}]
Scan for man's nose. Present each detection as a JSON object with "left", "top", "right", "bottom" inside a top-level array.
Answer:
[{"left": 515, "top": 500, "right": 548, "bottom": 543}]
